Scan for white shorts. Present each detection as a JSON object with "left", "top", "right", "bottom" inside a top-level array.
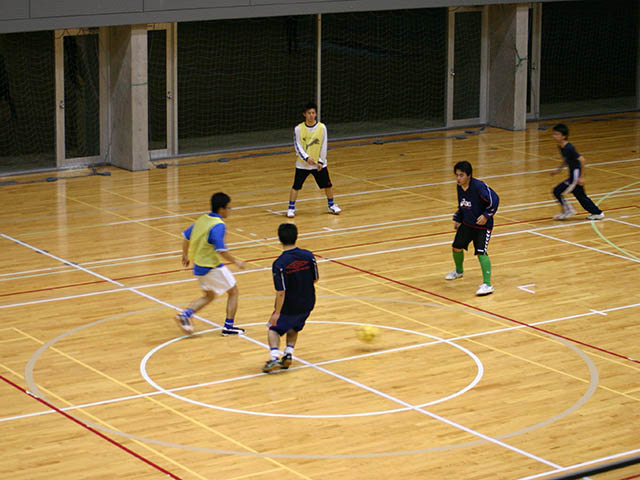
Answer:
[{"left": 197, "top": 265, "right": 236, "bottom": 295}]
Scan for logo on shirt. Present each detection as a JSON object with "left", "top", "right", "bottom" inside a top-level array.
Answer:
[
  {"left": 460, "top": 199, "right": 472, "bottom": 208},
  {"left": 305, "top": 138, "right": 319, "bottom": 150},
  {"left": 285, "top": 260, "right": 311, "bottom": 273}
]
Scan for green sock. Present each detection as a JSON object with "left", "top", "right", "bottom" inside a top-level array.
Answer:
[
  {"left": 452, "top": 250, "right": 464, "bottom": 273},
  {"left": 478, "top": 254, "right": 491, "bottom": 285}
]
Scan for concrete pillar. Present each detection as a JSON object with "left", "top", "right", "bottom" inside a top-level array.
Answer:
[
  {"left": 109, "top": 25, "right": 149, "bottom": 171},
  {"left": 487, "top": 4, "right": 529, "bottom": 131}
]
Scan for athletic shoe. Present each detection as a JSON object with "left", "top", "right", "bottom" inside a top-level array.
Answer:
[
  {"left": 175, "top": 312, "right": 194, "bottom": 334},
  {"left": 263, "top": 359, "right": 281, "bottom": 373},
  {"left": 221, "top": 325, "right": 245, "bottom": 336},
  {"left": 553, "top": 206, "right": 576, "bottom": 220},
  {"left": 476, "top": 283, "right": 494, "bottom": 296},
  {"left": 286, "top": 209, "right": 295, "bottom": 218},
  {"left": 445, "top": 270, "right": 464, "bottom": 280},
  {"left": 328, "top": 204, "right": 342, "bottom": 215},
  {"left": 587, "top": 213, "right": 605, "bottom": 220},
  {"left": 279, "top": 353, "right": 292, "bottom": 370}
]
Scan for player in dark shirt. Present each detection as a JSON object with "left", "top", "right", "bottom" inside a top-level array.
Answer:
[
  {"left": 550, "top": 123, "right": 604, "bottom": 220},
  {"left": 263, "top": 223, "right": 318, "bottom": 373},
  {"left": 445, "top": 161, "right": 499, "bottom": 296}
]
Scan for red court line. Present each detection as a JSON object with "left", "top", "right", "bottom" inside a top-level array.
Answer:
[
  {"left": 2, "top": 205, "right": 637, "bottom": 300},
  {"left": 0, "top": 374, "right": 183, "bottom": 480},
  {"left": 319, "top": 255, "right": 640, "bottom": 365},
  {"left": 620, "top": 473, "right": 640, "bottom": 480}
]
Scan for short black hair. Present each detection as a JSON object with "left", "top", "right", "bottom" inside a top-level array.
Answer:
[
  {"left": 211, "top": 192, "right": 230, "bottom": 213},
  {"left": 304, "top": 102, "right": 317, "bottom": 113},
  {"left": 278, "top": 223, "right": 298, "bottom": 245},
  {"left": 553, "top": 123, "right": 569, "bottom": 138},
  {"left": 453, "top": 161, "right": 472, "bottom": 176}
]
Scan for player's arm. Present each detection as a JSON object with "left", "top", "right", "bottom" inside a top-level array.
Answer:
[
  {"left": 577, "top": 155, "right": 586, "bottom": 185},
  {"left": 312, "top": 255, "right": 319, "bottom": 283},
  {"left": 181, "top": 225, "right": 193, "bottom": 267},
  {"left": 453, "top": 207, "right": 462, "bottom": 230},
  {"left": 269, "top": 266, "right": 286, "bottom": 326},
  {"left": 316, "top": 124, "right": 328, "bottom": 171},
  {"left": 294, "top": 126, "right": 316, "bottom": 166},
  {"left": 478, "top": 184, "right": 499, "bottom": 225},
  {"left": 210, "top": 223, "right": 245, "bottom": 269}
]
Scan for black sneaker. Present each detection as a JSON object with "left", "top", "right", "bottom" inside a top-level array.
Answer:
[
  {"left": 263, "top": 359, "right": 281, "bottom": 373},
  {"left": 221, "top": 325, "right": 245, "bottom": 336},
  {"left": 175, "top": 313, "right": 194, "bottom": 334},
  {"left": 279, "top": 353, "right": 292, "bottom": 369}
]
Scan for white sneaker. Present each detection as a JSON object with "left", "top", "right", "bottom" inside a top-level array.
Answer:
[
  {"left": 587, "top": 212, "right": 605, "bottom": 220},
  {"left": 286, "top": 209, "right": 295, "bottom": 218},
  {"left": 553, "top": 208, "right": 576, "bottom": 220},
  {"left": 445, "top": 270, "right": 464, "bottom": 280},
  {"left": 476, "top": 283, "right": 494, "bottom": 296},
  {"left": 328, "top": 204, "right": 342, "bottom": 215}
]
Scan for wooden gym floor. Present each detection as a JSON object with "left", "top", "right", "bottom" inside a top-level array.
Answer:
[{"left": 1, "top": 113, "right": 639, "bottom": 479}]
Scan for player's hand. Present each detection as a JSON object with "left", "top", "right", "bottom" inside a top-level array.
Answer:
[
  {"left": 268, "top": 311, "right": 279, "bottom": 327},
  {"left": 235, "top": 259, "right": 246, "bottom": 270},
  {"left": 476, "top": 215, "right": 487, "bottom": 225},
  {"left": 317, "top": 163, "right": 322, "bottom": 171},
  {"left": 307, "top": 157, "right": 317, "bottom": 166},
  {"left": 551, "top": 168, "right": 561, "bottom": 176},
  {"left": 577, "top": 176, "right": 585, "bottom": 186},
  {"left": 453, "top": 221, "right": 461, "bottom": 230},
  {"left": 181, "top": 254, "right": 190, "bottom": 267}
]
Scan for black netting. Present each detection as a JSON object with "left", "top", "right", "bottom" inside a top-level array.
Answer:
[{"left": 0, "top": 31, "right": 55, "bottom": 173}]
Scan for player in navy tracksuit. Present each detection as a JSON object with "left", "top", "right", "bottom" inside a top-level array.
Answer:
[
  {"left": 263, "top": 223, "right": 318, "bottom": 373},
  {"left": 445, "top": 161, "right": 499, "bottom": 296},
  {"left": 550, "top": 123, "right": 604, "bottom": 220}
]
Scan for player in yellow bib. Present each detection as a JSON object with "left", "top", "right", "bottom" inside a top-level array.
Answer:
[
  {"left": 175, "top": 192, "right": 246, "bottom": 335},
  {"left": 287, "top": 102, "right": 341, "bottom": 218}
]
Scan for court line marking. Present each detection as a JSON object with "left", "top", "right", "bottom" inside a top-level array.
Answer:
[
  {"left": 1, "top": 215, "right": 638, "bottom": 311},
  {"left": 518, "top": 284, "right": 536, "bottom": 294},
  {"left": 7, "top": 157, "right": 640, "bottom": 239},
  {"left": 6, "top": 298, "right": 639, "bottom": 425},
  {"left": 0, "top": 374, "right": 185, "bottom": 480},
  {"left": 516, "top": 447, "right": 640, "bottom": 480},
  {"left": 529, "top": 231, "right": 640, "bottom": 264},
  {"left": 7, "top": 233, "right": 561, "bottom": 469}
]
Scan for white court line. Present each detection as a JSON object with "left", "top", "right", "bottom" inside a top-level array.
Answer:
[
  {"left": 5, "top": 232, "right": 561, "bottom": 469},
  {"left": 6, "top": 299, "right": 639, "bottom": 424},
  {"left": 2, "top": 185, "right": 640, "bottom": 282},
  {"left": 1, "top": 218, "right": 636, "bottom": 310},
  {"left": 529, "top": 231, "right": 640, "bottom": 264},
  {"left": 517, "top": 447, "right": 640, "bottom": 480}
]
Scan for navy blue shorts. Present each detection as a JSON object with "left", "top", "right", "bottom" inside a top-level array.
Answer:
[{"left": 270, "top": 312, "right": 311, "bottom": 336}]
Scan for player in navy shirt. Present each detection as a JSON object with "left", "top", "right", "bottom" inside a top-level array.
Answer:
[
  {"left": 263, "top": 223, "right": 318, "bottom": 373},
  {"left": 550, "top": 123, "right": 604, "bottom": 220},
  {"left": 445, "top": 161, "right": 499, "bottom": 296}
]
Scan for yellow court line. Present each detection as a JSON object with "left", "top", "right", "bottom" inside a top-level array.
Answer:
[
  {"left": 625, "top": 386, "right": 640, "bottom": 394},
  {"left": 0, "top": 362, "right": 207, "bottom": 480},
  {"left": 61, "top": 193, "right": 182, "bottom": 239},
  {"left": 364, "top": 275, "right": 640, "bottom": 374},
  {"left": 0, "top": 337, "right": 27, "bottom": 344},
  {"left": 226, "top": 467, "right": 283, "bottom": 480},
  {"left": 322, "top": 279, "right": 640, "bottom": 402},
  {"left": 101, "top": 188, "right": 200, "bottom": 224},
  {"left": 12, "top": 327, "right": 313, "bottom": 480},
  {"left": 334, "top": 170, "right": 452, "bottom": 207}
]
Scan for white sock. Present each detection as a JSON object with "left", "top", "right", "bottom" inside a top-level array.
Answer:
[
  {"left": 270, "top": 348, "right": 280, "bottom": 361},
  {"left": 284, "top": 345, "right": 294, "bottom": 355}
]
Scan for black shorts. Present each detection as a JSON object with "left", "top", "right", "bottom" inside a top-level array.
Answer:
[
  {"left": 270, "top": 311, "right": 311, "bottom": 336},
  {"left": 452, "top": 223, "right": 492, "bottom": 255},
  {"left": 292, "top": 167, "right": 332, "bottom": 190}
]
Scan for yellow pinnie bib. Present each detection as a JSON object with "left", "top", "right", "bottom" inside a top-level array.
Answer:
[{"left": 188, "top": 214, "right": 224, "bottom": 268}]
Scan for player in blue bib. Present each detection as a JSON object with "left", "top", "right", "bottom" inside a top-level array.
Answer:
[{"left": 445, "top": 161, "right": 499, "bottom": 296}]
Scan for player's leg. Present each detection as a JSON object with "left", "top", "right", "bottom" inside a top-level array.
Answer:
[
  {"left": 288, "top": 169, "right": 311, "bottom": 217},
  {"left": 222, "top": 284, "right": 245, "bottom": 335},
  {"left": 279, "top": 312, "right": 308, "bottom": 369},
  {"left": 473, "top": 229, "right": 494, "bottom": 296},
  {"left": 264, "top": 316, "right": 290, "bottom": 372},
  {"left": 572, "top": 185, "right": 604, "bottom": 219},
  {"left": 175, "top": 288, "right": 215, "bottom": 334},
  {"left": 553, "top": 181, "right": 576, "bottom": 219},
  {"left": 446, "top": 225, "right": 471, "bottom": 280},
  {"left": 313, "top": 168, "right": 341, "bottom": 214}
]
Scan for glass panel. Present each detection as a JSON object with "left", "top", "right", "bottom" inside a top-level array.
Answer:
[
  {"left": 0, "top": 31, "right": 55, "bottom": 173},
  {"left": 540, "top": 0, "right": 638, "bottom": 117},
  {"left": 64, "top": 34, "right": 100, "bottom": 159},
  {"left": 323, "top": 9, "right": 447, "bottom": 137},
  {"left": 178, "top": 16, "right": 316, "bottom": 153},
  {"left": 453, "top": 11, "right": 482, "bottom": 120},
  {"left": 527, "top": 8, "right": 533, "bottom": 114},
  {"left": 148, "top": 29, "right": 167, "bottom": 151}
]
